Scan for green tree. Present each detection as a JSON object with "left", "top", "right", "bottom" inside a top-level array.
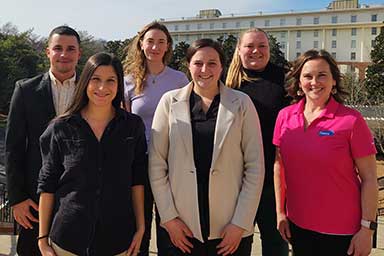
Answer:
[
  {"left": 268, "top": 34, "right": 290, "bottom": 71},
  {"left": 104, "top": 38, "right": 132, "bottom": 62},
  {"left": 0, "top": 25, "right": 46, "bottom": 114},
  {"left": 217, "top": 34, "right": 238, "bottom": 68},
  {"left": 365, "top": 25, "right": 384, "bottom": 105},
  {"left": 169, "top": 41, "right": 190, "bottom": 74},
  {"left": 77, "top": 31, "right": 105, "bottom": 73}
]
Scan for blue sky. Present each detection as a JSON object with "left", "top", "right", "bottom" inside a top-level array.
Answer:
[{"left": 1, "top": 0, "right": 382, "bottom": 40}]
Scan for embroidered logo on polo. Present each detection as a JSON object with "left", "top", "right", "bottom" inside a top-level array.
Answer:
[{"left": 318, "top": 130, "right": 335, "bottom": 136}]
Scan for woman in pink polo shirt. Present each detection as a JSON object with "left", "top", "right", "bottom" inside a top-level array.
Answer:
[{"left": 273, "top": 49, "right": 378, "bottom": 256}]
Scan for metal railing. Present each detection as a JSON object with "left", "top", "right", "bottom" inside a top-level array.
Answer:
[{"left": 0, "top": 172, "right": 17, "bottom": 235}]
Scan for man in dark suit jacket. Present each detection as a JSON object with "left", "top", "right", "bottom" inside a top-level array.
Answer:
[{"left": 5, "top": 25, "right": 81, "bottom": 255}]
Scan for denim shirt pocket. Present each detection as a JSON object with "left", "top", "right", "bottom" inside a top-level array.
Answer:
[{"left": 62, "top": 139, "right": 86, "bottom": 167}]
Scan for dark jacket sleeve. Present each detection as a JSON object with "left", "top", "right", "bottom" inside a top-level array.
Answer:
[
  {"left": 5, "top": 81, "right": 28, "bottom": 206},
  {"left": 132, "top": 117, "right": 147, "bottom": 186},
  {"left": 37, "top": 123, "right": 63, "bottom": 194}
]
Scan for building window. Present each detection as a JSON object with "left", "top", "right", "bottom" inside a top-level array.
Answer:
[
  {"left": 351, "top": 52, "right": 356, "bottom": 60},
  {"left": 351, "top": 40, "right": 356, "bottom": 48},
  {"left": 280, "top": 42, "right": 286, "bottom": 49},
  {"left": 314, "top": 41, "right": 319, "bottom": 49},
  {"left": 197, "top": 34, "right": 201, "bottom": 40},
  {"left": 174, "top": 25, "right": 178, "bottom": 31},
  {"left": 280, "top": 18, "right": 286, "bottom": 26},
  {"left": 313, "top": 17, "right": 319, "bottom": 24},
  {"left": 372, "top": 40, "right": 376, "bottom": 48},
  {"left": 185, "top": 24, "right": 190, "bottom": 31},
  {"left": 264, "top": 20, "right": 270, "bottom": 27},
  {"left": 281, "top": 32, "right": 286, "bottom": 38},
  {"left": 331, "top": 52, "right": 337, "bottom": 59},
  {"left": 210, "top": 23, "right": 214, "bottom": 29},
  {"left": 372, "top": 27, "right": 377, "bottom": 35},
  {"left": 222, "top": 23, "right": 226, "bottom": 29},
  {"left": 331, "top": 16, "right": 338, "bottom": 23},
  {"left": 351, "top": 28, "right": 357, "bottom": 36},
  {"left": 250, "top": 21, "right": 255, "bottom": 27},
  {"left": 332, "top": 40, "right": 337, "bottom": 48},
  {"left": 197, "top": 23, "right": 202, "bottom": 30},
  {"left": 185, "top": 35, "right": 190, "bottom": 41},
  {"left": 296, "top": 18, "right": 302, "bottom": 25},
  {"left": 174, "top": 35, "right": 179, "bottom": 41},
  {"left": 236, "top": 21, "right": 240, "bottom": 28},
  {"left": 314, "top": 30, "right": 319, "bottom": 37},
  {"left": 297, "top": 31, "right": 301, "bottom": 38},
  {"left": 332, "top": 29, "right": 337, "bottom": 36},
  {"left": 296, "top": 41, "right": 301, "bottom": 49},
  {"left": 371, "top": 14, "right": 377, "bottom": 22},
  {"left": 351, "top": 15, "right": 357, "bottom": 23},
  {"left": 296, "top": 52, "right": 301, "bottom": 58}
]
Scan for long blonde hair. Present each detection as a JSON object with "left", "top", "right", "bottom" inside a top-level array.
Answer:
[
  {"left": 123, "top": 21, "right": 173, "bottom": 95},
  {"left": 226, "top": 28, "right": 269, "bottom": 88}
]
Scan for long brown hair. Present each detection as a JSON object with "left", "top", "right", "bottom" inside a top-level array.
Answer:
[
  {"left": 60, "top": 52, "right": 125, "bottom": 119},
  {"left": 286, "top": 49, "right": 349, "bottom": 104},
  {"left": 226, "top": 28, "right": 269, "bottom": 88},
  {"left": 123, "top": 21, "right": 173, "bottom": 95}
]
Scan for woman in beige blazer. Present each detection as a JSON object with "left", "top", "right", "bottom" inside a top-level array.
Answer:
[{"left": 149, "top": 38, "right": 265, "bottom": 256}]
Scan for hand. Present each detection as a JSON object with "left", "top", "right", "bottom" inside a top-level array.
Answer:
[
  {"left": 217, "top": 223, "right": 245, "bottom": 255},
  {"left": 347, "top": 227, "right": 373, "bottom": 256},
  {"left": 276, "top": 212, "right": 291, "bottom": 242},
  {"left": 12, "top": 199, "right": 39, "bottom": 229},
  {"left": 163, "top": 218, "right": 194, "bottom": 253},
  {"left": 126, "top": 228, "right": 145, "bottom": 256},
  {"left": 38, "top": 239, "right": 57, "bottom": 256}
]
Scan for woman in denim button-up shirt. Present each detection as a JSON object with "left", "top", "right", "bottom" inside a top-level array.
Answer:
[{"left": 37, "top": 53, "right": 146, "bottom": 256}]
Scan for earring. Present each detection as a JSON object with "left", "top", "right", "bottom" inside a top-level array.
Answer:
[
  {"left": 297, "top": 88, "right": 304, "bottom": 96},
  {"left": 331, "top": 87, "right": 337, "bottom": 95}
]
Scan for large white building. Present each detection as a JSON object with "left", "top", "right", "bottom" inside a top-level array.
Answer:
[{"left": 161, "top": 0, "right": 383, "bottom": 76}]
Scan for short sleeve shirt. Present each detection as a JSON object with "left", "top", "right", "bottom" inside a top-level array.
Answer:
[{"left": 273, "top": 97, "right": 376, "bottom": 234}]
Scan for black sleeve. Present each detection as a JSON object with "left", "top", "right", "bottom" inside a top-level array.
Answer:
[
  {"left": 131, "top": 117, "right": 147, "bottom": 186},
  {"left": 5, "top": 81, "right": 28, "bottom": 206},
  {"left": 37, "top": 123, "right": 63, "bottom": 194}
]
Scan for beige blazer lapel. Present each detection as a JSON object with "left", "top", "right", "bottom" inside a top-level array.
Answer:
[
  {"left": 211, "top": 83, "right": 238, "bottom": 168},
  {"left": 170, "top": 83, "right": 195, "bottom": 159}
]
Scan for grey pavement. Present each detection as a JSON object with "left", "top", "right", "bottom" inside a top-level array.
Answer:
[{"left": 2, "top": 217, "right": 383, "bottom": 255}]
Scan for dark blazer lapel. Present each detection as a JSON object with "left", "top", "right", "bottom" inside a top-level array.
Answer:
[
  {"left": 171, "top": 83, "right": 194, "bottom": 158},
  {"left": 36, "top": 72, "right": 56, "bottom": 118},
  {"left": 211, "top": 83, "right": 237, "bottom": 168}
]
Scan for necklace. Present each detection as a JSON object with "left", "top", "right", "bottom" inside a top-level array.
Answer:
[{"left": 148, "top": 65, "right": 166, "bottom": 84}]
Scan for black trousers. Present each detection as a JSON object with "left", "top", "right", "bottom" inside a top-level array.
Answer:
[
  {"left": 138, "top": 156, "right": 153, "bottom": 256},
  {"left": 158, "top": 234, "right": 253, "bottom": 256},
  {"left": 16, "top": 221, "right": 42, "bottom": 256},
  {"left": 289, "top": 220, "right": 353, "bottom": 256},
  {"left": 255, "top": 186, "right": 289, "bottom": 256}
]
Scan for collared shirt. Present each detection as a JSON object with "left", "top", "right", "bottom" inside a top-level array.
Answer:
[
  {"left": 190, "top": 90, "right": 220, "bottom": 240},
  {"left": 38, "top": 108, "right": 147, "bottom": 255},
  {"left": 273, "top": 97, "right": 376, "bottom": 235},
  {"left": 49, "top": 70, "right": 76, "bottom": 115}
]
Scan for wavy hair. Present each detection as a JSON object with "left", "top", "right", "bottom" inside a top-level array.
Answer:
[
  {"left": 226, "top": 28, "right": 269, "bottom": 88},
  {"left": 286, "top": 49, "right": 349, "bottom": 104},
  {"left": 123, "top": 21, "right": 173, "bottom": 95}
]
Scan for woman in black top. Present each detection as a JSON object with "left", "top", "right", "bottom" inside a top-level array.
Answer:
[
  {"left": 226, "top": 28, "right": 289, "bottom": 256},
  {"left": 37, "top": 53, "right": 146, "bottom": 256}
]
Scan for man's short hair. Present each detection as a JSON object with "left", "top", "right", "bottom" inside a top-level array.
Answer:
[{"left": 48, "top": 25, "right": 81, "bottom": 46}]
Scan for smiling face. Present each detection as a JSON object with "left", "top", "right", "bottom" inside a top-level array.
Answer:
[
  {"left": 86, "top": 65, "right": 118, "bottom": 108},
  {"left": 238, "top": 31, "right": 270, "bottom": 71},
  {"left": 46, "top": 34, "right": 81, "bottom": 81},
  {"left": 140, "top": 29, "right": 169, "bottom": 64},
  {"left": 299, "top": 58, "right": 336, "bottom": 106},
  {"left": 188, "top": 46, "right": 223, "bottom": 92}
]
